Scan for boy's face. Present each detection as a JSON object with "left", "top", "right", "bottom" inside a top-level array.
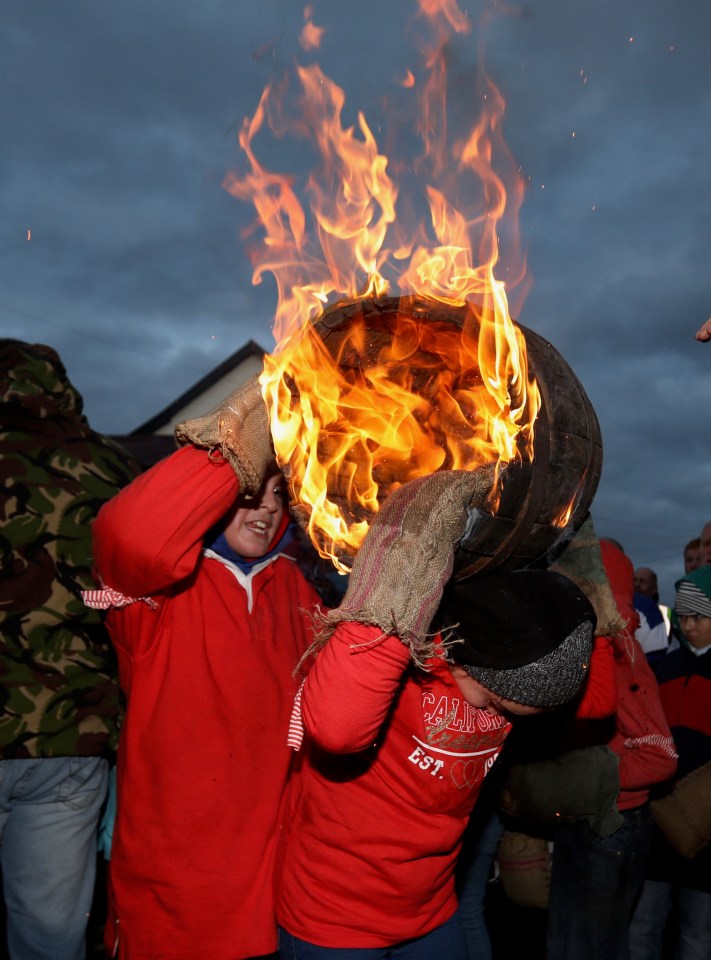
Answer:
[
  {"left": 449, "top": 665, "right": 543, "bottom": 718},
  {"left": 678, "top": 613, "right": 711, "bottom": 650},
  {"left": 223, "top": 472, "right": 287, "bottom": 558}
]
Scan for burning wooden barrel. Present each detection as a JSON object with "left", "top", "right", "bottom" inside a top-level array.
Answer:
[
  {"left": 450, "top": 319, "right": 603, "bottom": 578},
  {"left": 284, "top": 294, "right": 602, "bottom": 579}
]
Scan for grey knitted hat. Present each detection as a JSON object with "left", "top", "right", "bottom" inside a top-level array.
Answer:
[
  {"left": 439, "top": 569, "right": 596, "bottom": 709},
  {"left": 461, "top": 620, "right": 594, "bottom": 708}
]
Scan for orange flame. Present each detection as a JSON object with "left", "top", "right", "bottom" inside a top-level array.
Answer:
[
  {"left": 300, "top": 5, "right": 325, "bottom": 51},
  {"left": 224, "top": 0, "right": 540, "bottom": 570},
  {"left": 552, "top": 469, "right": 589, "bottom": 529}
]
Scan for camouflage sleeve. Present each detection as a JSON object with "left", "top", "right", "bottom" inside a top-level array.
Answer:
[{"left": 0, "top": 423, "right": 140, "bottom": 758}]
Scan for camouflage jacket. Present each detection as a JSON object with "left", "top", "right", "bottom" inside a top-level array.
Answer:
[{"left": 0, "top": 340, "right": 139, "bottom": 758}]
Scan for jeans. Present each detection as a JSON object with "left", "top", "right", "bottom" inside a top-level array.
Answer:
[
  {"left": 0, "top": 756, "right": 109, "bottom": 960},
  {"left": 456, "top": 804, "right": 505, "bottom": 960},
  {"left": 629, "top": 879, "right": 711, "bottom": 960},
  {"left": 278, "top": 912, "right": 469, "bottom": 959},
  {"left": 546, "top": 804, "right": 653, "bottom": 960}
]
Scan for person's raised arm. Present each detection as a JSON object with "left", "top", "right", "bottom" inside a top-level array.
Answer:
[
  {"left": 92, "top": 376, "right": 274, "bottom": 599},
  {"left": 297, "top": 465, "right": 499, "bottom": 753},
  {"left": 574, "top": 635, "right": 617, "bottom": 719},
  {"left": 549, "top": 519, "right": 624, "bottom": 720},
  {"left": 300, "top": 623, "right": 412, "bottom": 753}
]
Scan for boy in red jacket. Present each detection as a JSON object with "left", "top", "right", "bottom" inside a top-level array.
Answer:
[
  {"left": 277, "top": 471, "right": 601, "bottom": 959},
  {"left": 87, "top": 380, "right": 322, "bottom": 960}
]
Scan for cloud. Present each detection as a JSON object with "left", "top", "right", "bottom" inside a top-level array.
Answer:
[{"left": 2, "top": 0, "right": 710, "bottom": 601}]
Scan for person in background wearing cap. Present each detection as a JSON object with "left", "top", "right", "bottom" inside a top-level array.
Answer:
[
  {"left": 629, "top": 566, "right": 711, "bottom": 960},
  {"left": 665, "top": 539, "right": 702, "bottom": 655},
  {"left": 86, "top": 379, "right": 322, "bottom": 960},
  {"left": 275, "top": 469, "right": 605, "bottom": 960}
]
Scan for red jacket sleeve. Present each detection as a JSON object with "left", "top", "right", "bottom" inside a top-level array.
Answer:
[
  {"left": 301, "top": 623, "right": 412, "bottom": 754},
  {"left": 92, "top": 445, "right": 239, "bottom": 599},
  {"left": 574, "top": 636, "right": 617, "bottom": 719},
  {"left": 610, "top": 638, "right": 678, "bottom": 790}
]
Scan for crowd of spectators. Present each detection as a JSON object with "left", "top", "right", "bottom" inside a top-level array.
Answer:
[{"left": 2, "top": 329, "right": 710, "bottom": 960}]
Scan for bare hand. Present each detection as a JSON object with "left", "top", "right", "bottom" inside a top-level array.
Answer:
[{"left": 695, "top": 318, "right": 711, "bottom": 342}]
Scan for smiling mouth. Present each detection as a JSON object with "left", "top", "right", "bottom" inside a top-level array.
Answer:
[{"left": 245, "top": 520, "right": 270, "bottom": 538}]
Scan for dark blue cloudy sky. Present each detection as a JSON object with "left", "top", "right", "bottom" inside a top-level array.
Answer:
[{"left": 2, "top": 0, "right": 710, "bottom": 600}]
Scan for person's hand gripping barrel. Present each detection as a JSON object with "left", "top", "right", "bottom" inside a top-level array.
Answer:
[
  {"left": 175, "top": 376, "right": 274, "bottom": 496},
  {"left": 325, "top": 464, "right": 501, "bottom": 658}
]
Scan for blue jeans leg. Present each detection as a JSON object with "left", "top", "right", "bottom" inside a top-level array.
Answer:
[
  {"left": 628, "top": 879, "right": 673, "bottom": 960},
  {"left": 546, "top": 805, "right": 653, "bottom": 960},
  {"left": 0, "top": 756, "right": 109, "bottom": 960},
  {"left": 676, "top": 886, "right": 711, "bottom": 960},
  {"left": 278, "top": 911, "right": 469, "bottom": 960},
  {"left": 456, "top": 808, "right": 505, "bottom": 960}
]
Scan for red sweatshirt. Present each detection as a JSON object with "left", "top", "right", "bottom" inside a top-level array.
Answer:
[
  {"left": 277, "top": 623, "right": 511, "bottom": 948},
  {"left": 92, "top": 446, "right": 320, "bottom": 960}
]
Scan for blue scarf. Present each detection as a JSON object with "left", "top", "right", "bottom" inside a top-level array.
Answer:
[{"left": 206, "top": 523, "right": 296, "bottom": 574}]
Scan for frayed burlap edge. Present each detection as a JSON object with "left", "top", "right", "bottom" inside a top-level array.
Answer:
[
  {"left": 174, "top": 376, "right": 274, "bottom": 497},
  {"left": 295, "top": 468, "right": 499, "bottom": 673},
  {"left": 175, "top": 421, "right": 261, "bottom": 494},
  {"left": 296, "top": 605, "right": 445, "bottom": 676},
  {"left": 550, "top": 515, "right": 627, "bottom": 638}
]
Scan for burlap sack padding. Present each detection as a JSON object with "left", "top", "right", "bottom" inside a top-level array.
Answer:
[
  {"left": 175, "top": 376, "right": 274, "bottom": 496},
  {"left": 550, "top": 515, "right": 625, "bottom": 638},
  {"left": 319, "top": 465, "right": 499, "bottom": 663},
  {"left": 651, "top": 760, "right": 711, "bottom": 859},
  {"left": 497, "top": 830, "right": 551, "bottom": 909},
  {"left": 501, "top": 745, "right": 623, "bottom": 838}
]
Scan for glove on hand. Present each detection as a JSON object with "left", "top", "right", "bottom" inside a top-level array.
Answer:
[
  {"left": 175, "top": 376, "right": 274, "bottom": 496},
  {"left": 324, "top": 464, "right": 499, "bottom": 662}
]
